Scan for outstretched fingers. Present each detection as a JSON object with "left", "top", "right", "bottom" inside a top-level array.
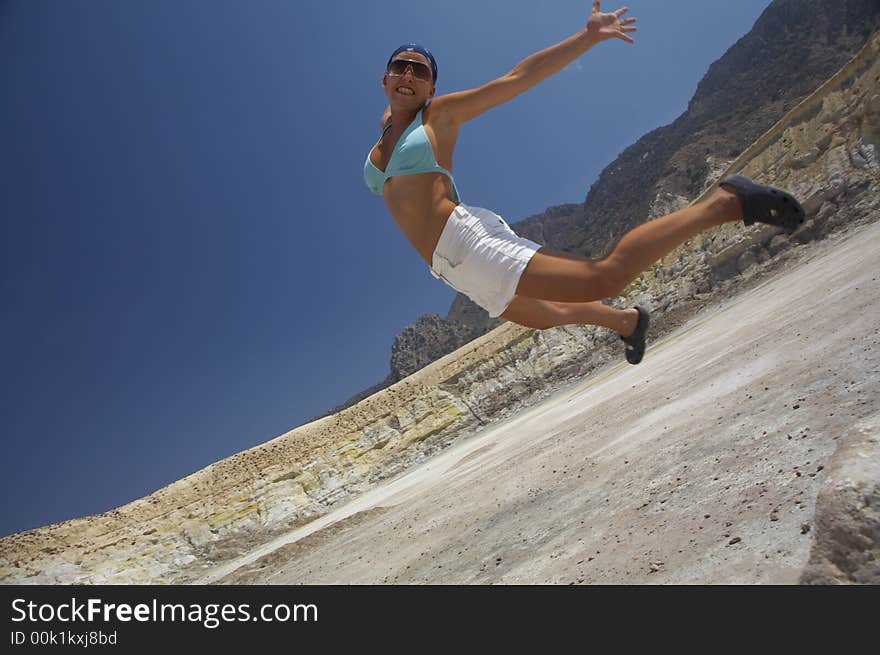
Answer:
[
  {"left": 619, "top": 23, "right": 637, "bottom": 38},
  {"left": 616, "top": 9, "right": 636, "bottom": 43},
  {"left": 615, "top": 24, "right": 637, "bottom": 44}
]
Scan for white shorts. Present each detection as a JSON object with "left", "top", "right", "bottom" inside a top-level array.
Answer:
[{"left": 430, "top": 203, "right": 542, "bottom": 318}]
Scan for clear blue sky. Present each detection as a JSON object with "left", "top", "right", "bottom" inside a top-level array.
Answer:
[{"left": 0, "top": 0, "right": 773, "bottom": 537}]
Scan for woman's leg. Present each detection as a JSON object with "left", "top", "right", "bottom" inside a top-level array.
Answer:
[
  {"left": 514, "top": 187, "right": 742, "bottom": 303},
  {"left": 500, "top": 295, "right": 640, "bottom": 336}
]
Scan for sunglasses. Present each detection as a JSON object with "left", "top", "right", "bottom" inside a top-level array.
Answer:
[{"left": 386, "top": 58, "right": 433, "bottom": 82}]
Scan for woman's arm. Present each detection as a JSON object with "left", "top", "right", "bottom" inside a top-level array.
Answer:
[{"left": 435, "top": 2, "right": 636, "bottom": 126}]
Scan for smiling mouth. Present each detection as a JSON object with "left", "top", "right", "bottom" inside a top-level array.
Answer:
[{"left": 396, "top": 87, "right": 415, "bottom": 96}]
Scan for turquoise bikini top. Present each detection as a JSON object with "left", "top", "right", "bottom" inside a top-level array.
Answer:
[{"left": 363, "top": 107, "right": 461, "bottom": 202}]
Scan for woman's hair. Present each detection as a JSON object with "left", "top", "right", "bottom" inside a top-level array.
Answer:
[{"left": 386, "top": 43, "right": 437, "bottom": 82}]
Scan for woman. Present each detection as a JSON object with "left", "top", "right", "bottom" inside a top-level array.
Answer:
[{"left": 364, "top": 2, "right": 804, "bottom": 365}]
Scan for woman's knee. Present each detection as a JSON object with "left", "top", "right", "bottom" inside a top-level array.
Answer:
[
  {"left": 515, "top": 250, "right": 626, "bottom": 302},
  {"left": 572, "top": 258, "right": 629, "bottom": 300},
  {"left": 593, "top": 258, "right": 630, "bottom": 298}
]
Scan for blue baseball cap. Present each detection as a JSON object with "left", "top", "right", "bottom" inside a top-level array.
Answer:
[{"left": 387, "top": 43, "right": 437, "bottom": 82}]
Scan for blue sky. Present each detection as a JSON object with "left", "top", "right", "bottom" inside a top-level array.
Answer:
[{"left": 0, "top": 0, "right": 773, "bottom": 537}]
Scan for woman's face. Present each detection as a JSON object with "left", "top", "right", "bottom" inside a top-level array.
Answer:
[{"left": 383, "top": 51, "right": 435, "bottom": 107}]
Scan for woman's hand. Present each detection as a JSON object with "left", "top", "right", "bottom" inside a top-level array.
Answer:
[{"left": 585, "top": 1, "right": 637, "bottom": 44}]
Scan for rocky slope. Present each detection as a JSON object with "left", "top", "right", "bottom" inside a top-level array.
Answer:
[
  {"left": 211, "top": 220, "right": 880, "bottom": 585},
  {"left": 320, "top": 0, "right": 880, "bottom": 419},
  {"left": 0, "top": 31, "right": 877, "bottom": 584}
]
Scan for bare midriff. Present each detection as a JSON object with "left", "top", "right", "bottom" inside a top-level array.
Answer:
[
  {"left": 381, "top": 174, "right": 459, "bottom": 265},
  {"left": 370, "top": 102, "right": 461, "bottom": 266}
]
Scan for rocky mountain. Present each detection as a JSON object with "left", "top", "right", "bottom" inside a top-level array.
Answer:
[
  {"left": 317, "top": 0, "right": 879, "bottom": 419},
  {"left": 575, "top": 0, "right": 880, "bottom": 258}
]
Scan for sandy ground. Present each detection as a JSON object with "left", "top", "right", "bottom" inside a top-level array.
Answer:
[{"left": 202, "top": 219, "right": 879, "bottom": 584}]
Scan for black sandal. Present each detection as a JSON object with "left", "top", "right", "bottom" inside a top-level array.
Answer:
[
  {"left": 621, "top": 305, "right": 650, "bottom": 365},
  {"left": 719, "top": 174, "right": 805, "bottom": 233}
]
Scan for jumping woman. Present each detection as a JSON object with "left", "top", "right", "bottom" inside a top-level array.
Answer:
[{"left": 364, "top": 2, "right": 804, "bottom": 364}]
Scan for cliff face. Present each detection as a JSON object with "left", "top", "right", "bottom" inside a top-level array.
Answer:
[
  {"left": 577, "top": 0, "right": 880, "bottom": 257},
  {"left": 337, "top": 0, "right": 880, "bottom": 412},
  {"left": 1, "top": 32, "right": 877, "bottom": 584}
]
